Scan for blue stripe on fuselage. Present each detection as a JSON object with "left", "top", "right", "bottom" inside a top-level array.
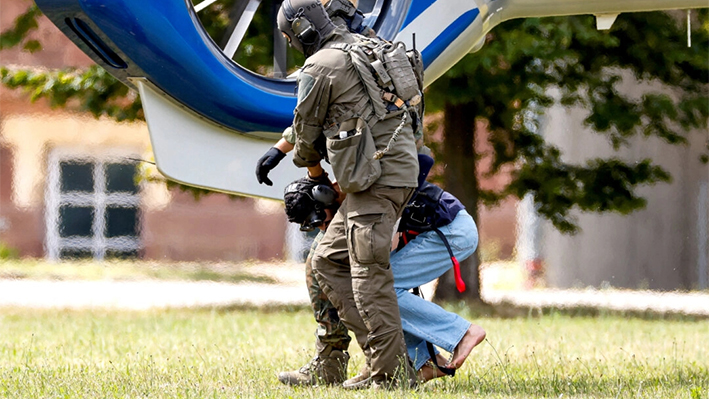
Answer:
[
  {"left": 420, "top": 9, "right": 479, "bottom": 67},
  {"left": 401, "top": 0, "right": 437, "bottom": 30}
]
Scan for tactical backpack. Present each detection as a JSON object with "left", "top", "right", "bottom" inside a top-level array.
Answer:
[
  {"left": 326, "top": 35, "right": 425, "bottom": 145},
  {"left": 318, "top": 35, "right": 425, "bottom": 192},
  {"left": 398, "top": 181, "right": 448, "bottom": 234}
]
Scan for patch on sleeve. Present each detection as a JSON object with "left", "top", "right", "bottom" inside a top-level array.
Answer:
[{"left": 297, "top": 73, "right": 316, "bottom": 103}]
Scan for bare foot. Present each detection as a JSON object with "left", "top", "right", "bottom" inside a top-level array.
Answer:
[
  {"left": 448, "top": 324, "right": 486, "bottom": 369},
  {"left": 417, "top": 354, "right": 450, "bottom": 382}
]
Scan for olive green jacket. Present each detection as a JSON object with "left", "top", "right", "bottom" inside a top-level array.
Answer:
[{"left": 290, "top": 28, "right": 419, "bottom": 189}]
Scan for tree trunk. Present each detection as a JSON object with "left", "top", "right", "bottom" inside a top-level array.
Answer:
[{"left": 433, "top": 100, "right": 482, "bottom": 302}]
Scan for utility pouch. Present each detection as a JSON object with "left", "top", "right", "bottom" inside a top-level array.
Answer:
[
  {"left": 325, "top": 117, "right": 381, "bottom": 193},
  {"left": 381, "top": 42, "right": 421, "bottom": 103}
]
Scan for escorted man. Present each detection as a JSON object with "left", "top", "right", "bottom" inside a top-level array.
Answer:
[
  {"left": 275, "top": 0, "right": 421, "bottom": 388},
  {"left": 278, "top": 156, "right": 486, "bottom": 387}
]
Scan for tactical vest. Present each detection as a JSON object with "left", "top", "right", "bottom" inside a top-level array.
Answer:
[
  {"left": 318, "top": 35, "right": 424, "bottom": 190},
  {"left": 326, "top": 36, "right": 424, "bottom": 135}
]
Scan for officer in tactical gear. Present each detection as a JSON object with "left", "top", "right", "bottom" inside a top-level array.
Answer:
[
  {"left": 256, "top": 0, "right": 376, "bottom": 187},
  {"left": 278, "top": 155, "right": 486, "bottom": 387},
  {"left": 256, "top": 0, "right": 424, "bottom": 187},
  {"left": 275, "top": 0, "right": 420, "bottom": 389}
]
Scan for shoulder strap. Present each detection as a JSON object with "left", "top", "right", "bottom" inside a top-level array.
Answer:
[
  {"left": 324, "top": 40, "right": 388, "bottom": 124},
  {"left": 432, "top": 227, "right": 466, "bottom": 293}
]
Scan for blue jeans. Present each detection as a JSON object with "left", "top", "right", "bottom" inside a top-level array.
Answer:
[{"left": 390, "top": 209, "right": 478, "bottom": 370}]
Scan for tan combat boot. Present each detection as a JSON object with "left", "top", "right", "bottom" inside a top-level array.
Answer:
[
  {"left": 342, "top": 364, "right": 372, "bottom": 389},
  {"left": 277, "top": 347, "right": 349, "bottom": 386},
  {"left": 343, "top": 355, "right": 418, "bottom": 390}
]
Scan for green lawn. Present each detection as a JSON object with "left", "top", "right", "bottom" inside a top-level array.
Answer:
[
  {"left": 0, "top": 307, "right": 706, "bottom": 398},
  {"left": 0, "top": 259, "right": 276, "bottom": 285}
]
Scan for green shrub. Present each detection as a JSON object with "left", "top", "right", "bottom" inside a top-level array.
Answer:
[{"left": 0, "top": 241, "right": 19, "bottom": 259}]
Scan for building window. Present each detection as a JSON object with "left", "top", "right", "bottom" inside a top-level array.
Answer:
[{"left": 45, "top": 151, "right": 141, "bottom": 260}]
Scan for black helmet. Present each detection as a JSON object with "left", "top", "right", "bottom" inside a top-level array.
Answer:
[
  {"left": 284, "top": 177, "right": 338, "bottom": 231},
  {"left": 324, "top": 0, "right": 370, "bottom": 35},
  {"left": 277, "top": 0, "right": 336, "bottom": 56}
]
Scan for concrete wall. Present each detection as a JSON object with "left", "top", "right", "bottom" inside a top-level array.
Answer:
[{"left": 540, "top": 79, "right": 709, "bottom": 291}]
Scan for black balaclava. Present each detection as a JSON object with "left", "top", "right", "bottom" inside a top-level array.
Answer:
[
  {"left": 283, "top": 177, "right": 339, "bottom": 231},
  {"left": 277, "top": 0, "right": 337, "bottom": 57}
]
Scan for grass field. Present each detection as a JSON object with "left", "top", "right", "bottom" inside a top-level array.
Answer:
[
  {"left": 1, "top": 306, "right": 707, "bottom": 398},
  {"left": 0, "top": 259, "right": 277, "bottom": 285}
]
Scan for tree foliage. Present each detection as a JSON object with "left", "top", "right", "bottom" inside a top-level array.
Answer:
[
  {"left": 427, "top": 11, "right": 709, "bottom": 234},
  {"left": 428, "top": 10, "right": 708, "bottom": 301},
  {"left": 0, "top": 65, "right": 143, "bottom": 121},
  {"left": 0, "top": 3, "right": 41, "bottom": 53}
]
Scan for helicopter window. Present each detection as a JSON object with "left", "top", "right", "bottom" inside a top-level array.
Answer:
[
  {"left": 191, "top": 0, "right": 305, "bottom": 79},
  {"left": 190, "top": 0, "right": 392, "bottom": 79}
]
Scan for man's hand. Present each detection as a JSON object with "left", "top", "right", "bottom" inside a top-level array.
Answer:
[{"left": 256, "top": 147, "right": 286, "bottom": 186}]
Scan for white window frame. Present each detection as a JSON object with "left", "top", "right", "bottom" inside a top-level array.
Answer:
[{"left": 45, "top": 148, "right": 142, "bottom": 261}]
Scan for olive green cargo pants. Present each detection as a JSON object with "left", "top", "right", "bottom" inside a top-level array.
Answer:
[
  {"left": 312, "top": 184, "right": 416, "bottom": 384},
  {"left": 304, "top": 232, "right": 351, "bottom": 352}
]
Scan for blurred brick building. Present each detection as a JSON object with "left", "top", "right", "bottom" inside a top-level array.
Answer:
[{"left": 0, "top": 0, "right": 289, "bottom": 261}]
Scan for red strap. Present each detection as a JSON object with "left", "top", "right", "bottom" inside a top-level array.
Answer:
[
  {"left": 403, "top": 230, "right": 420, "bottom": 245},
  {"left": 405, "top": 228, "right": 465, "bottom": 292},
  {"left": 452, "top": 256, "right": 466, "bottom": 292}
]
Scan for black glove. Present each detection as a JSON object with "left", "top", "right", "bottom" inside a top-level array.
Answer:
[{"left": 255, "top": 147, "right": 286, "bottom": 186}]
